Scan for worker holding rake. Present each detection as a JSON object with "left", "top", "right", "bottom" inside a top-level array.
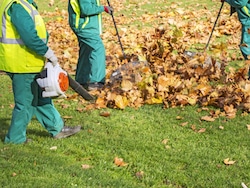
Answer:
[
  {"left": 68, "top": 0, "right": 113, "bottom": 90},
  {"left": 222, "top": 0, "right": 250, "bottom": 78},
  {"left": 0, "top": 0, "right": 81, "bottom": 144}
]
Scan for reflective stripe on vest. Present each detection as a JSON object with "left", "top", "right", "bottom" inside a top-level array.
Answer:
[
  {"left": 0, "top": 0, "right": 46, "bottom": 44},
  {"left": 70, "top": 0, "right": 102, "bottom": 34},
  {"left": 70, "top": 0, "right": 89, "bottom": 29},
  {"left": 96, "top": 0, "right": 102, "bottom": 34},
  {"left": 242, "top": 6, "right": 250, "bottom": 17}
]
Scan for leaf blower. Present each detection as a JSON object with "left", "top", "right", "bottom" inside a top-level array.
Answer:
[
  {"left": 36, "top": 62, "right": 69, "bottom": 98},
  {"left": 36, "top": 62, "right": 94, "bottom": 101}
]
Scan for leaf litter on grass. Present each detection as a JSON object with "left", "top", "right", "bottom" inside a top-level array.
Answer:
[{"left": 43, "top": 1, "right": 250, "bottom": 119}]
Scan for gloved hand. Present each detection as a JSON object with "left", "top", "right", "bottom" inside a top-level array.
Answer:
[
  {"left": 44, "top": 48, "right": 58, "bottom": 67},
  {"left": 104, "top": 6, "right": 113, "bottom": 15}
]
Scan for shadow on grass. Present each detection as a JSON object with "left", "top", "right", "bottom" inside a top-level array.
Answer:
[
  {"left": 26, "top": 119, "right": 52, "bottom": 138},
  {"left": 26, "top": 127, "right": 50, "bottom": 138},
  {"left": 0, "top": 118, "right": 10, "bottom": 142},
  {"left": 0, "top": 118, "right": 51, "bottom": 143}
]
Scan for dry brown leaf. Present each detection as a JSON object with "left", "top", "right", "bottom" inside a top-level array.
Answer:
[
  {"left": 100, "top": 111, "right": 111, "bottom": 117},
  {"left": 121, "top": 80, "right": 133, "bottom": 91},
  {"left": 247, "top": 124, "right": 250, "bottom": 130},
  {"left": 191, "top": 125, "right": 196, "bottom": 131},
  {"left": 201, "top": 116, "right": 215, "bottom": 122},
  {"left": 161, "top": 139, "right": 169, "bottom": 145},
  {"left": 181, "top": 122, "right": 188, "bottom": 127},
  {"left": 50, "top": 146, "right": 57, "bottom": 150},
  {"left": 224, "top": 105, "right": 237, "bottom": 119},
  {"left": 197, "top": 128, "right": 206, "bottom": 133},
  {"left": 114, "top": 95, "right": 128, "bottom": 109},
  {"left": 219, "top": 126, "right": 224, "bottom": 130},
  {"left": 62, "top": 116, "right": 73, "bottom": 119},
  {"left": 76, "top": 108, "right": 84, "bottom": 112},
  {"left": 135, "top": 171, "right": 144, "bottom": 179},
  {"left": 81, "top": 164, "right": 92, "bottom": 169},
  {"left": 95, "top": 97, "right": 107, "bottom": 109},
  {"left": 223, "top": 158, "right": 236, "bottom": 165},
  {"left": 61, "top": 104, "right": 70, "bottom": 109},
  {"left": 114, "top": 157, "right": 128, "bottom": 167},
  {"left": 176, "top": 116, "right": 183, "bottom": 120}
]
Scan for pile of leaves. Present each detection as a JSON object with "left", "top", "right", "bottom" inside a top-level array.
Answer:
[{"left": 43, "top": 2, "right": 250, "bottom": 118}]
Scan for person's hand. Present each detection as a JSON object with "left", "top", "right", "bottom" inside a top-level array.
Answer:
[
  {"left": 104, "top": 6, "right": 113, "bottom": 15},
  {"left": 44, "top": 48, "right": 58, "bottom": 67}
]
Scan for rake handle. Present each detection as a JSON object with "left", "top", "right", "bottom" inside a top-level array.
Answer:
[
  {"left": 204, "top": 1, "right": 224, "bottom": 51},
  {"left": 106, "top": 0, "right": 126, "bottom": 59}
]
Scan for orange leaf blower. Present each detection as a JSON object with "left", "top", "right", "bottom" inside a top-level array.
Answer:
[{"left": 36, "top": 62, "right": 94, "bottom": 101}]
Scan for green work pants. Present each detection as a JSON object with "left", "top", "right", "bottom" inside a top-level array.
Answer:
[
  {"left": 75, "top": 35, "right": 106, "bottom": 85},
  {"left": 4, "top": 73, "right": 64, "bottom": 144},
  {"left": 239, "top": 25, "right": 250, "bottom": 77},
  {"left": 240, "top": 24, "right": 250, "bottom": 60}
]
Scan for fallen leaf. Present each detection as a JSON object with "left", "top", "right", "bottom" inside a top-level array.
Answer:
[
  {"left": 50, "top": 146, "right": 57, "bottom": 150},
  {"left": 76, "top": 108, "right": 84, "bottom": 112},
  {"left": 201, "top": 116, "right": 215, "bottom": 122},
  {"left": 219, "top": 126, "right": 224, "bottom": 130},
  {"left": 81, "top": 164, "right": 92, "bottom": 169},
  {"left": 223, "top": 158, "right": 236, "bottom": 165},
  {"left": 114, "top": 157, "right": 128, "bottom": 167},
  {"left": 176, "top": 116, "right": 183, "bottom": 120},
  {"left": 95, "top": 97, "right": 107, "bottom": 108},
  {"left": 135, "top": 171, "right": 144, "bottom": 179},
  {"left": 114, "top": 95, "right": 128, "bottom": 109},
  {"left": 161, "top": 139, "right": 169, "bottom": 145},
  {"left": 197, "top": 128, "right": 206, "bottom": 133},
  {"left": 62, "top": 116, "right": 73, "bottom": 119},
  {"left": 121, "top": 80, "right": 133, "bottom": 91},
  {"left": 191, "top": 125, "right": 196, "bottom": 131},
  {"left": 247, "top": 124, "right": 250, "bottom": 130},
  {"left": 224, "top": 105, "right": 237, "bottom": 119},
  {"left": 181, "top": 122, "right": 188, "bottom": 126},
  {"left": 100, "top": 111, "right": 111, "bottom": 117}
]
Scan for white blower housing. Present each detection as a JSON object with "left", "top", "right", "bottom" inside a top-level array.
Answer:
[{"left": 36, "top": 62, "right": 69, "bottom": 98}]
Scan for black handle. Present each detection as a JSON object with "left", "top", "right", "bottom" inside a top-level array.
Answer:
[
  {"left": 106, "top": 0, "right": 126, "bottom": 59},
  {"left": 204, "top": 2, "right": 224, "bottom": 51}
]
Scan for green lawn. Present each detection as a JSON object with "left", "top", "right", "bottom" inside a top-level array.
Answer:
[
  {"left": 1, "top": 73, "right": 249, "bottom": 187},
  {"left": 1, "top": 0, "right": 250, "bottom": 187}
]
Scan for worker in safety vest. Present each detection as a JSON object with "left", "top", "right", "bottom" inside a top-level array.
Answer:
[
  {"left": 68, "top": 0, "right": 113, "bottom": 90},
  {"left": 222, "top": 0, "right": 250, "bottom": 77},
  {"left": 0, "top": 0, "right": 81, "bottom": 144}
]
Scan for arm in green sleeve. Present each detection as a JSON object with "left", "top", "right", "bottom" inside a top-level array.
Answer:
[
  {"left": 9, "top": 3, "right": 48, "bottom": 56},
  {"left": 225, "top": 0, "right": 249, "bottom": 8}
]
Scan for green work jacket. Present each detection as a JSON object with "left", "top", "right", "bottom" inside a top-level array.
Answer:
[
  {"left": 226, "top": 0, "right": 250, "bottom": 25},
  {"left": 68, "top": 0, "right": 104, "bottom": 38}
]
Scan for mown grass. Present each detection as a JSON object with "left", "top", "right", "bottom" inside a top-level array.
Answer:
[
  {"left": 1, "top": 73, "right": 250, "bottom": 187},
  {"left": 1, "top": 0, "right": 250, "bottom": 187}
]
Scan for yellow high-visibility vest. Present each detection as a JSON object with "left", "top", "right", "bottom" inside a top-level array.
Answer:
[{"left": 0, "top": 0, "right": 47, "bottom": 73}]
